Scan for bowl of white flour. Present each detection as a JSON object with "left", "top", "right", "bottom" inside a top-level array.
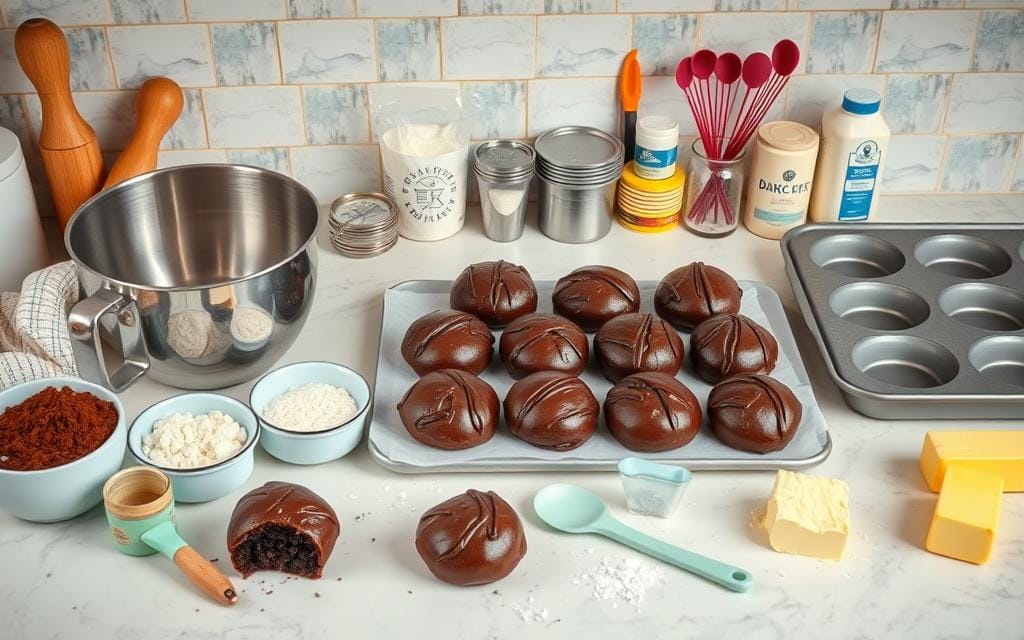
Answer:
[
  {"left": 128, "top": 393, "right": 260, "bottom": 502},
  {"left": 248, "top": 361, "right": 371, "bottom": 465}
]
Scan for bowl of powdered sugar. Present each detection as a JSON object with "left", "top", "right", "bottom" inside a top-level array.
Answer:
[
  {"left": 128, "top": 393, "right": 260, "bottom": 502},
  {"left": 249, "top": 361, "right": 371, "bottom": 465}
]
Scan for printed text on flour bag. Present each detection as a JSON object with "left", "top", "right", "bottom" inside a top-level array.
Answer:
[{"left": 388, "top": 166, "right": 460, "bottom": 224}]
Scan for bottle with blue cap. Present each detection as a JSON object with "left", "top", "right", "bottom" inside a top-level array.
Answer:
[{"left": 809, "top": 88, "right": 890, "bottom": 223}]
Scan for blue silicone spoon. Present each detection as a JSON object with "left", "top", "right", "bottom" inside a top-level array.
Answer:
[{"left": 534, "top": 483, "right": 753, "bottom": 593}]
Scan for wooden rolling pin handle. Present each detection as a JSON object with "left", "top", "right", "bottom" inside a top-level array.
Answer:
[
  {"left": 104, "top": 77, "right": 184, "bottom": 189},
  {"left": 173, "top": 546, "right": 239, "bottom": 607},
  {"left": 14, "top": 18, "right": 96, "bottom": 150}
]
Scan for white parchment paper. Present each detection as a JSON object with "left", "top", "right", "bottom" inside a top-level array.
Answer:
[{"left": 369, "top": 281, "right": 829, "bottom": 471}]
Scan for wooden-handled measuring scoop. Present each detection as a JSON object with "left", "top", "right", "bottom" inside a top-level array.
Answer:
[
  {"left": 15, "top": 18, "right": 104, "bottom": 230},
  {"left": 103, "top": 467, "right": 239, "bottom": 607}
]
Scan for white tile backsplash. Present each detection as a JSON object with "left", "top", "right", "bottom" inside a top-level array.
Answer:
[
  {"left": 204, "top": 86, "right": 304, "bottom": 147},
  {"left": 633, "top": 14, "right": 698, "bottom": 76},
  {"left": 941, "top": 134, "right": 1019, "bottom": 191},
  {"left": 108, "top": 25, "right": 214, "bottom": 88},
  {"left": 875, "top": 11, "right": 979, "bottom": 72},
  {"left": 110, "top": 0, "right": 187, "bottom": 23},
  {"left": 699, "top": 13, "right": 811, "bottom": 73},
  {"left": 211, "top": 22, "right": 281, "bottom": 86},
  {"left": 528, "top": 77, "right": 616, "bottom": 136},
  {"left": 3, "top": 0, "right": 1023, "bottom": 209},
  {"left": 442, "top": 17, "right": 535, "bottom": 80},
  {"left": 279, "top": 19, "right": 376, "bottom": 83},
  {"left": 186, "top": 0, "right": 285, "bottom": 20},
  {"left": 289, "top": 144, "right": 381, "bottom": 202},
  {"left": 945, "top": 73, "right": 1024, "bottom": 133},
  {"left": 157, "top": 148, "right": 227, "bottom": 168},
  {"left": 882, "top": 134, "right": 945, "bottom": 192},
  {"left": 537, "top": 15, "right": 631, "bottom": 77}
]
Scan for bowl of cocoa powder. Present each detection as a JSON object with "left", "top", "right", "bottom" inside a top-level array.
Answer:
[{"left": 0, "top": 377, "right": 126, "bottom": 523}]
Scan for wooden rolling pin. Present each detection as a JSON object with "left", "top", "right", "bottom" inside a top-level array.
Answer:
[
  {"left": 104, "top": 77, "right": 183, "bottom": 189},
  {"left": 15, "top": 18, "right": 104, "bottom": 231}
]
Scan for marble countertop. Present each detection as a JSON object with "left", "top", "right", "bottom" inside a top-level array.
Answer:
[{"left": 4, "top": 195, "right": 1023, "bottom": 640}]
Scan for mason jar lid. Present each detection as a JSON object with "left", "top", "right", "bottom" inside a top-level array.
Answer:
[
  {"left": 757, "top": 121, "right": 819, "bottom": 153},
  {"left": 474, "top": 140, "right": 535, "bottom": 175}
]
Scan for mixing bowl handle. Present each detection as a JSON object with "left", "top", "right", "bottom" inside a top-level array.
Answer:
[{"left": 68, "top": 287, "right": 150, "bottom": 393}]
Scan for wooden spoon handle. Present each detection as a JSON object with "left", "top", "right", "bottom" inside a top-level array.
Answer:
[
  {"left": 104, "top": 77, "right": 184, "bottom": 189},
  {"left": 172, "top": 546, "right": 239, "bottom": 607}
]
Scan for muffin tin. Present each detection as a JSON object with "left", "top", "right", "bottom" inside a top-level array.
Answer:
[
  {"left": 782, "top": 223, "right": 1024, "bottom": 419},
  {"left": 368, "top": 279, "right": 831, "bottom": 473}
]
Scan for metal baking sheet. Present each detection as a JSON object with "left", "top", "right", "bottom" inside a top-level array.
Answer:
[
  {"left": 368, "top": 279, "right": 831, "bottom": 473},
  {"left": 782, "top": 223, "right": 1024, "bottom": 419}
]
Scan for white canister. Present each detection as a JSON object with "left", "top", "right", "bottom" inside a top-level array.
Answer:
[
  {"left": 380, "top": 126, "right": 469, "bottom": 242},
  {"left": 633, "top": 116, "right": 679, "bottom": 180},
  {"left": 0, "top": 127, "right": 47, "bottom": 292},
  {"left": 809, "top": 89, "right": 891, "bottom": 223},
  {"left": 743, "top": 121, "right": 819, "bottom": 240}
]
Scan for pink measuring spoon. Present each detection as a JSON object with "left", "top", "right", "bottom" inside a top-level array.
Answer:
[
  {"left": 713, "top": 52, "right": 742, "bottom": 158},
  {"left": 728, "top": 40, "right": 801, "bottom": 157},
  {"left": 691, "top": 49, "right": 719, "bottom": 157}
]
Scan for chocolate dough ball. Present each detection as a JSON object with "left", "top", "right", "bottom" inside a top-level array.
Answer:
[
  {"left": 690, "top": 314, "right": 779, "bottom": 384},
  {"left": 499, "top": 313, "right": 588, "bottom": 379},
  {"left": 416, "top": 489, "right": 527, "bottom": 586},
  {"left": 708, "top": 374, "right": 802, "bottom": 454},
  {"left": 552, "top": 265, "right": 640, "bottom": 331},
  {"left": 401, "top": 310, "right": 494, "bottom": 376},
  {"left": 398, "top": 370, "right": 499, "bottom": 450},
  {"left": 450, "top": 260, "right": 538, "bottom": 328},
  {"left": 654, "top": 262, "right": 742, "bottom": 331},
  {"left": 503, "top": 371, "right": 599, "bottom": 451},
  {"left": 604, "top": 372, "right": 702, "bottom": 452},
  {"left": 593, "top": 312, "right": 685, "bottom": 383},
  {"left": 228, "top": 481, "right": 340, "bottom": 579}
]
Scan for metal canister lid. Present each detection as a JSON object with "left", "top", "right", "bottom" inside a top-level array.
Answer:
[
  {"left": 534, "top": 126, "right": 624, "bottom": 170},
  {"left": 757, "top": 121, "right": 819, "bottom": 153},
  {"left": 328, "top": 192, "right": 399, "bottom": 258},
  {"left": 475, "top": 140, "right": 535, "bottom": 174}
]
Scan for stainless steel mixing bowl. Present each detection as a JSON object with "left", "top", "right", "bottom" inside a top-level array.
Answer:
[{"left": 66, "top": 164, "right": 319, "bottom": 391}]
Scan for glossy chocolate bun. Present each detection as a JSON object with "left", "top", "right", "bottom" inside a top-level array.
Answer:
[
  {"left": 604, "top": 372, "right": 702, "bottom": 452},
  {"left": 415, "top": 489, "right": 527, "bottom": 586},
  {"left": 228, "top": 481, "right": 340, "bottom": 579},
  {"left": 450, "top": 260, "right": 538, "bottom": 328},
  {"left": 593, "top": 312, "right": 685, "bottom": 383},
  {"left": 398, "top": 370, "right": 499, "bottom": 450},
  {"left": 708, "top": 374, "right": 802, "bottom": 454},
  {"left": 401, "top": 310, "right": 494, "bottom": 376},
  {"left": 552, "top": 265, "right": 641, "bottom": 331},
  {"left": 498, "top": 313, "right": 589, "bottom": 379},
  {"left": 503, "top": 371, "right": 599, "bottom": 451},
  {"left": 690, "top": 314, "right": 779, "bottom": 384},
  {"left": 654, "top": 262, "right": 742, "bottom": 331}
]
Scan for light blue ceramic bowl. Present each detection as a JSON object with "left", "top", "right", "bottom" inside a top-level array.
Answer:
[
  {"left": 249, "top": 361, "right": 371, "bottom": 465},
  {"left": 128, "top": 393, "right": 259, "bottom": 503},
  {"left": 0, "top": 377, "right": 127, "bottom": 523}
]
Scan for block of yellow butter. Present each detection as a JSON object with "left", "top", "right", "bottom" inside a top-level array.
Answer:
[
  {"left": 920, "top": 431, "right": 1024, "bottom": 492},
  {"left": 925, "top": 464, "right": 1003, "bottom": 565},
  {"left": 764, "top": 470, "right": 850, "bottom": 561}
]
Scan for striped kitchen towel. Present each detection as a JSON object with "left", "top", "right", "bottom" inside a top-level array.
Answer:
[{"left": 0, "top": 261, "right": 79, "bottom": 389}]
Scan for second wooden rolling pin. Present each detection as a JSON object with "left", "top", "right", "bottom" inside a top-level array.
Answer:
[{"left": 104, "top": 77, "right": 183, "bottom": 189}]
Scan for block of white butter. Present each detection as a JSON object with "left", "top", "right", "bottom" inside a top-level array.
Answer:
[
  {"left": 764, "top": 470, "right": 850, "bottom": 561},
  {"left": 926, "top": 464, "right": 1003, "bottom": 565},
  {"left": 920, "top": 431, "right": 1024, "bottom": 493}
]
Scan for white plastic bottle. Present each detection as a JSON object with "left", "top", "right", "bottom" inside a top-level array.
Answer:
[{"left": 809, "top": 89, "right": 891, "bottom": 223}]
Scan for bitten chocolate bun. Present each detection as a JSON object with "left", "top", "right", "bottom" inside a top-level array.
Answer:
[
  {"left": 654, "top": 262, "right": 742, "bottom": 331},
  {"left": 450, "top": 260, "right": 538, "bottom": 327}
]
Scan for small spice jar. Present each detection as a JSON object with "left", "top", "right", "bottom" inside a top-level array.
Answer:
[
  {"left": 743, "top": 121, "right": 819, "bottom": 240},
  {"left": 633, "top": 116, "right": 679, "bottom": 180}
]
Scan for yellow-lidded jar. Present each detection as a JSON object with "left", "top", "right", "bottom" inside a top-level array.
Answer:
[{"left": 743, "top": 121, "right": 819, "bottom": 240}]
